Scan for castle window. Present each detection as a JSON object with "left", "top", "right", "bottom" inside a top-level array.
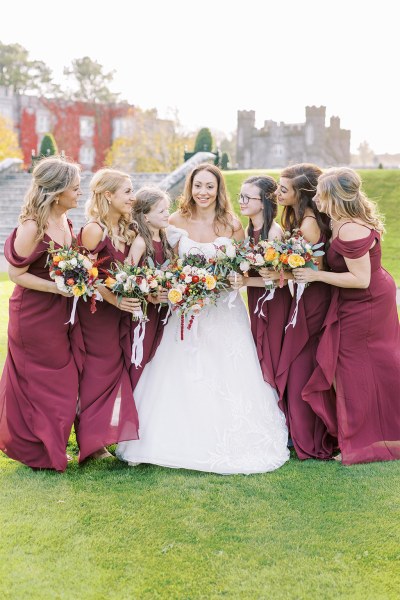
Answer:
[
  {"left": 36, "top": 111, "right": 50, "bottom": 133},
  {"left": 273, "top": 144, "right": 283, "bottom": 157},
  {"left": 305, "top": 125, "right": 314, "bottom": 146},
  {"left": 79, "top": 145, "right": 95, "bottom": 167},
  {"left": 80, "top": 116, "right": 95, "bottom": 139}
]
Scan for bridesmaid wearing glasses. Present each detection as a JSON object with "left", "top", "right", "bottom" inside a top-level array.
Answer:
[{"left": 229, "top": 176, "right": 291, "bottom": 391}]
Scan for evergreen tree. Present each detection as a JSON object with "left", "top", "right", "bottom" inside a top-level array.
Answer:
[
  {"left": 194, "top": 128, "right": 213, "bottom": 153},
  {"left": 39, "top": 133, "right": 58, "bottom": 157},
  {"left": 220, "top": 152, "right": 230, "bottom": 170}
]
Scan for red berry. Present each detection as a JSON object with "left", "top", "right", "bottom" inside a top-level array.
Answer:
[{"left": 192, "top": 275, "right": 199, "bottom": 283}]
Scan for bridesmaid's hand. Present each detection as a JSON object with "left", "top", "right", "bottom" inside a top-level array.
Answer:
[
  {"left": 115, "top": 296, "right": 142, "bottom": 313},
  {"left": 259, "top": 268, "right": 281, "bottom": 282},
  {"left": 228, "top": 273, "right": 243, "bottom": 290},
  {"left": 293, "top": 267, "right": 320, "bottom": 283},
  {"left": 51, "top": 282, "right": 73, "bottom": 297}
]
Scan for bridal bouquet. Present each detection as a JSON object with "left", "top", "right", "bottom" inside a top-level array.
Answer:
[
  {"left": 166, "top": 251, "right": 227, "bottom": 340},
  {"left": 212, "top": 239, "right": 249, "bottom": 279},
  {"left": 46, "top": 241, "right": 102, "bottom": 321}
]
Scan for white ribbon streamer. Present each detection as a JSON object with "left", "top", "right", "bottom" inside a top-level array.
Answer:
[
  {"left": 288, "top": 279, "right": 295, "bottom": 297},
  {"left": 66, "top": 295, "right": 79, "bottom": 325},
  {"left": 162, "top": 303, "right": 172, "bottom": 325},
  {"left": 224, "top": 271, "right": 238, "bottom": 309},
  {"left": 131, "top": 315, "right": 147, "bottom": 367},
  {"left": 254, "top": 284, "right": 276, "bottom": 318},
  {"left": 285, "top": 282, "right": 306, "bottom": 331}
]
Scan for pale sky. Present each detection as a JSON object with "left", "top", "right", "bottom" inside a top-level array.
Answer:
[{"left": 2, "top": 0, "right": 400, "bottom": 154}]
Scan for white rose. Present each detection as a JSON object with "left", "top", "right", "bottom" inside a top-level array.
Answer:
[
  {"left": 58, "top": 261, "right": 66, "bottom": 269},
  {"left": 255, "top": 253, "right": 265, "bottom": 265},
  {"left": 123, "top": 282, "right": 131, "bottom": 292},
  {"left": 226, "top": 245, "right": 236, "bottom": 259},
  {"left": 184, "top": 275, "right": 192, "bottom": 283},
  {"left": 165, "top": 271, "right": 173, "bottom": 279},
  {"left": 54, "top": 276, "right": 68, "bottom": 291},
  {"left": 116, "top": 272, "right": 127, "bottom": 282},
  {"left": 183, "top": 265, "right": 192, "bottom": 275},
  {"left": 240, "top": 260, "right": 250, "bottom": 273},
  {"left": 149, "top": 279, "right": 158, "bottom": 289},
  {"left": 69, "top": 257, "right": 77, "bottom": 267}
]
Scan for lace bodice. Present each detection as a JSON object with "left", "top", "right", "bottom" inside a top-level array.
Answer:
[{"left": 166, "top": 225, "right": 233, "bottom": 260}]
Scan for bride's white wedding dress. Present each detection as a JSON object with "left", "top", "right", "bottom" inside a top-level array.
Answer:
[{"left": 116, "top": 226, "right": 289, "bottom": 474}]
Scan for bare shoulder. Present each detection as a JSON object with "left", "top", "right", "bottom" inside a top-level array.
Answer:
[
  {"left": 14, "top": 220, "right": 40, "bottom": 257},
  {"left": 300, "top": 216, "right": 320, "bottom": 244},
  {"left": 338, "top": 222, "right": 372, "bottom": 241},
  {"left": 131, "top": 235, "right": 146, "bottom": 251},
  {"left": 268, "top": 221, "right": 283, "bottom": 240},
  {"left": 168, "top": 211, "right": 187, "bottom": 228},
  {"left": 81, "top": 222, "right": 103, "bottom": 250}
]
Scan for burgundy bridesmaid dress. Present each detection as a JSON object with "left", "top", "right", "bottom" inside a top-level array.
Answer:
[
  {"left": 75, "top": 228, "right": 139, "bottom": 462},
  {"left": 130, "top": 240, "right": 168, "bottom": 388},
  {"left": 247, "top": 229, "right": 292, "bottom": 390},
  {"left": 303, "top": 227, "right": 400, "bottom": 465},
  {"left": 276, "top": 234, "right": 337, "bottom": 460},
  {"left": 0, "top": 227, "right": 83, "bottom": 472}
]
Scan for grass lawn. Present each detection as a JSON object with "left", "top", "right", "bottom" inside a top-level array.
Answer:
[{"left": 0, "top": 168, "right": 399, "bottom": 598}]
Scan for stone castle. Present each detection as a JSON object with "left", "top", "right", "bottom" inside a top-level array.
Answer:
[{"left": 236, "top": 106, "right": 350, "bottom": 169}]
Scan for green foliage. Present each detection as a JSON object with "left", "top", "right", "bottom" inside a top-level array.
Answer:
[
  {"left": 0, "top": 41, "right": 52, "bottom": 94},
  {"left": 220, "top": 151, "right": 230, "bottom": 170},
  {"left": 63, "top": 56, "right": 119, "bottom": 103},
  {"left": 194, "top": 127, "right": 213, "bottom": 153},
  {"left": 39, "top": 133, "right": 58, "bottom": 157}
]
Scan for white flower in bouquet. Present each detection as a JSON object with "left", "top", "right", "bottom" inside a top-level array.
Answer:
[
  {"left": 191, "top": 304, "right": 202, "bottom": 314},
  {"left": 184, "top": 275, "right": 192, "bottom": 283},
  {"left": 191, "top": 266, "right": 199, "bottom": 275},
  {"left": 58, "top": 261, "right": 66, "bottom": 269},
  {"left": 54, "top": 275, "right": 68, "bottom": 292},
  {"left": 123, "top": 281, "right": 132, "bottom": 292},
  {"left": 176, "top": 258, "right": 183, "bottom": 268},
  {"left": 149, "top": 279, "right": 158, "bottom": 289},
  {"left": 255, "top": 253, "right": 265, "bottom": 266},
  {"left": 139, "top": 280, "right": 150, "bottom": 293},
  {"left": 116, "top": 272, "right": 128, "bottom": 282},
  {"left": 198, "top": 269, "right": 208, "bottom": 277},
  {"left": 69, "top": 257, "right": 77, "bottom": 267},
  {"left": 226, "top": 244, "right": 236, "bottom": 259},
  {"left": 165, "top": 271, "right": 173, "bottom": 279},
  {"left": 154, "top": 269, "right": 164, "bottom": 278},
  {"left": 216, "top": 248, "right": 226, "bottom": 260},
  {"left": 240, "top": 260, "right": 250, "bottom": 273},
  {"left": 182, "top": 265, "right": 192, "bottom": 275}
]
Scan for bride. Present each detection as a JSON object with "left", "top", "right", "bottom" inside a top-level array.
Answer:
[{"left": 116, "top": 164, "right": 289, "bottom": 474}]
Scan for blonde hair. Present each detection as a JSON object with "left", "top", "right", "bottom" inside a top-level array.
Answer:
[
  {"left": 317, "top": 168, "right": 385, "bottom": 235},
  {"left": 178, "top": 163, "right": 236, "bottom": 236},
  {"left": 132, "top": 187, "right": 174, "bottom": 262},
  {"left": 85, "top": 168, "right": 135, "bottom": 247},
  {"left": 19, "top": 156, "right": 80, "bottom": 242}
]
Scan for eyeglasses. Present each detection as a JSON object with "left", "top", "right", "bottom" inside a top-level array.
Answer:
[{"left": 238, "top": 193, "right": 262, "bottom": 205}]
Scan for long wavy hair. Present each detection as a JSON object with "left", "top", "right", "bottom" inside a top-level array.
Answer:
[
  {"left": 19, "top": 156, "right": 80, "bottom": 242},
  {"left": 280, "top": 163, "right": 331, "bottom": 239},
  {"left": 244, "top": 175, "right": 278, "bottom": 241},
  {"left": 178, "top": 163, "right": 236, "bottom": 236},
  {"left": 132, "top": 186, "right": 174, "bottom": 262},
  {"left": 317, "top": 167, "right": 385, "bottom": 235},
  {"left": 85, "top": 168, "right": 135, "bottom": 247}
]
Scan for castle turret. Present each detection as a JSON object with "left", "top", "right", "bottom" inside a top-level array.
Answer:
[{"left": 236, "top": 110, "right": 255, "bottom": 169}]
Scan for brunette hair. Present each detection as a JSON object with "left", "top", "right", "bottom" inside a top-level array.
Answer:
[
  {"left": 243, "top": 175, "right": 278, "bottom": 240},
  {"left": 178, "top": 163, "right": 236, "bottom": 236},
  {"left": 280, "top": 163, "right": 331, "bottom": 238}
]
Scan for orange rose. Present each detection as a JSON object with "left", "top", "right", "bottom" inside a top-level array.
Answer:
[
  {"left": 264, "top": 248, "right": 279, "bottom": 262},
  {"left": 104, "top": 276, "right": 117, "bottom": 287}
]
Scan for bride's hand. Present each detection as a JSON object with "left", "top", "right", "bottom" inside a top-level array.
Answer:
[{"left": 228, "top": 273, "right": 243, "bottom": 290}]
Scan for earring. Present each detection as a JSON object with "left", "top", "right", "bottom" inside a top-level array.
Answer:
[
  {"left": 56, "top": 198, "right": 59, "bottom": 205},
  {"left": 108, "top": 200, "right": 111, "bottom": 206}
]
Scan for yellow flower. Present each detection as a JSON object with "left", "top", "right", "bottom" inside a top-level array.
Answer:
[
  {"left": 89, "top": 267, "right": 98, "bottom": 278},
  {"left": 205, "top": 274, "right": 216, "bottom": 290},
  {"left": 288, "top": 254, "right": 306, "bottom": 268},
  {"left": 168, "top": 288, "right": 183, "bottom": 304},
  {"left": 264, "top": 248, "right": 279, "bottom": 262},
  {"left": 104, "top": 276, "right": 117, "bottom": 287},
  {"left": 72, "top": 283, "right": 86, "bottom": 297}
]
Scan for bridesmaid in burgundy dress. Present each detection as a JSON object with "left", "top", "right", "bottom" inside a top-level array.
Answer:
[
  {"left": 0, "top": 156, "right": 83, "bottom": 472},
  {"left": 298, "top": 167, "right": 400, "bottom": 465},
  {"left": 127, "top": 186, "right": 173, "bottom": 388},
  {"left": 76, "top": 168, "right": 139, "bottom": 462},
  {"left": 229, "top": 176, "right": 291, "bottom": 390},
  {"left": 275, "top": 163, "right": 337, "bottom": 460}
]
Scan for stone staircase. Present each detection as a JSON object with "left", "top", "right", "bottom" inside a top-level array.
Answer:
[{"left": 0, "top": 171, "right": 167, "bottom": 252}]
